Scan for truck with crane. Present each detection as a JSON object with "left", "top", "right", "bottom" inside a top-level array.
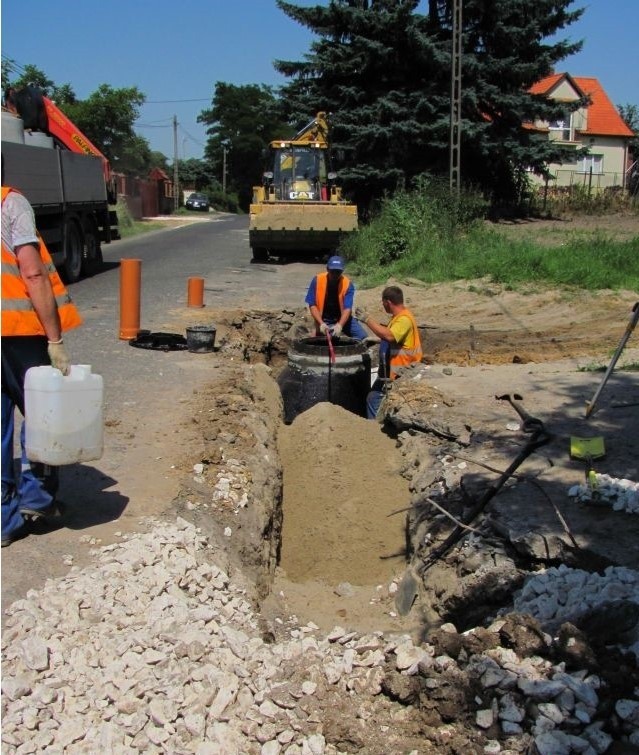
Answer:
[
  {"left": 1, "top": 85, "right": 119, "bottom": 282},
  {"left": 249, "top": 112, "right": 358, "bottom": 263}
]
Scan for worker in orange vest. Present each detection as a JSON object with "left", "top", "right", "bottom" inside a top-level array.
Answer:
[
  {"left": 355, "top": 285, "right": 423, "bottom": 419},
  {"left": 1, "top": 185, "right": 82, "bottom": 547},
  {"left": 305, "top": 255, "right": 368, "bottom": 340}
]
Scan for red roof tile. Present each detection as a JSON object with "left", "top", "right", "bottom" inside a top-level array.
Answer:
[{"left": 530, "top": 73, "right": 634, "bottom": 137}]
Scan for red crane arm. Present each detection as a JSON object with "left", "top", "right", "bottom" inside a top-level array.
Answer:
[{"left": 42, "top": 96, "right": 112, "bottom": 184}]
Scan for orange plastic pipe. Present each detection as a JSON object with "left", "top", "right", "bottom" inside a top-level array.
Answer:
[
  {"left": 187, "top": 277, "right": 205, "bottom": 308},
  {"left": 119, "top": 258, "right": 141, "bottom": 340}
]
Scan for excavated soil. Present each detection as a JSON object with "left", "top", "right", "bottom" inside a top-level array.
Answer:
[
  {"left": 156, "top": 279, "right": 639, "bottom": 752},
  {"left": 168, "top": 281, "right": 639, "bottom": 627}
]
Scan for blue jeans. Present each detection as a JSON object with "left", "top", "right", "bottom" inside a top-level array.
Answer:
[
  {"left": 2, "top": 337, "right": 57, "bottom": 540},
  {"left": 366, "top": 379, "right": 387, "bottom": 419}
]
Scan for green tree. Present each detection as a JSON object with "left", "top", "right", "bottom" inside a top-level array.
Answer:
[
  {"left": 618, "top": 104, "right": 639, "bottom": 158},
  {"left": 619, "top": 103, "right": 639, "bottom": 195},
  {"left": 62, "top": 84, "right": 146, "bottom": 168},
  {"left": 149, "top": 151, "right": 171, "bottom": 172},
  {"left": 177, "top": 157, "right": 220, "bottom": 191},
  {"left": 274, "top": 0, "right": 584, "bottom": 211},
  {"left": 198, "top": 82, "right": 289, "bottom": 210},
  {"left": 3, "top": 62, "right": 74, "bottom": 104},
  {"left": 115, "top": 134, "right": 154, "bottom": 177}
]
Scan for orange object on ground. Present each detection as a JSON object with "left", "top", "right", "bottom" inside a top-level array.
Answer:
[
  {"left": 119, "top": 259, "right": 141, "bottom": 340},
  {"left": 187, "top": 277, "right": 205, "bottom": 308}
]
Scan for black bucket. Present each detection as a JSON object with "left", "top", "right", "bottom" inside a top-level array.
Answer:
[
  {"left": 186, "top": 325, "right": 216, "bottom": 353},
  {"left": 278, "top": 336, "right": 371, "bottom": 423}
]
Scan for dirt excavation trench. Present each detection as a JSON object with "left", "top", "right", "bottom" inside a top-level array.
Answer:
[
  {"left": 160, "top": 294, "right": 639, "bottom": 752},
  {"left": 4, "top": 285, "right": 639, "bottom": 754},
  {"left": 275, "top": 402, "right": 413, "bottom": 635}
]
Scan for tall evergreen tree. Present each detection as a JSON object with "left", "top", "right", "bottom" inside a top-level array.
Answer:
[
  {"left": 274, "top": 0, "right": 584, "bottom": 210},
  {"left": 199, "top": 83, "right": 290, "bottom": 209}
]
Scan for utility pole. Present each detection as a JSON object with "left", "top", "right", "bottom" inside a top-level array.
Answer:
[
  {"left": 222, "top": 145, "right": 228, "bottom": 195},
  {"left": 449, "top": 0, "right": 462, "bottom": 194},
  {"left": 173, "top": 115, "right": 179, "bottom": 211}
]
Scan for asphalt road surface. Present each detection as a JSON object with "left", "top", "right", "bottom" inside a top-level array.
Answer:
[
  {"left": 66, "top": 214, "right": 318, "bottom": 411},
  {"left": 1, "top": 214, "right": 320, "bottom": 612}
]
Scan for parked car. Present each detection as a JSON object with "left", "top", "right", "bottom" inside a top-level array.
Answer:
[{"left": 185, "top": 192, "right": 210, "bottom": 212}]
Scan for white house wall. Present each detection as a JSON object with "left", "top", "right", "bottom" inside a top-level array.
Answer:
[{"left": 531, "top": 134, "right": 627, "bottom": 189}]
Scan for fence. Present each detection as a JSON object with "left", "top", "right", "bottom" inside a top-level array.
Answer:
[
  {"left": 546, "top": 169, "right": 627, "bottom": 193},
  {"left": 113, "top": 172, "right": 175, "bottom": 219}
]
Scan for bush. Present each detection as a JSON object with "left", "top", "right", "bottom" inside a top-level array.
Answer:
[
  {"left": 530, "top": 184, "right": 639, "bottom": 217},
  {"left": 115, "top": 197, "right": 135, "bottom": 229},
  {"left": 342, "top": 177, "right": 488, "bottom": 273},
  {"left": 342, "top": 183, "right": 639, "bottom": 291},
  {"left": 208, "top": 188, "right": 240, "bottom": 213}
]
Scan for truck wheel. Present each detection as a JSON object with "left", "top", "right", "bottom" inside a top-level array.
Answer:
[
  {"left": 63, "top": 221, "right": 83, "bottom": 283},
  {"left": 252, "top": 247, "right": 268, "bottom": 263},
  {"left": 81, "top": 222, "right": 103, "bottom": 277}
]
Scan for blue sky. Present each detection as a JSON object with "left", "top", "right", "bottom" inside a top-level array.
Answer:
[{"left": 2, "top": 0, "right": 637, "bottom": 161}]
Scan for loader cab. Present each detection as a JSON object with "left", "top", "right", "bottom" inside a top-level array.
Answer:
[{"left": 265, "top": 142, "right": 330, "bottom": 201}]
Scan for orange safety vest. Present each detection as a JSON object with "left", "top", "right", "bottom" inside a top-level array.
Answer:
[
  {"left": 388, "top": 308, "right": 423, "bottom": 379},
  {"left": 313, "top": 271, "right": 350, "bottom": 313},
  {"left": 1, "top": 186, "right": 82, "bottom": 337}
]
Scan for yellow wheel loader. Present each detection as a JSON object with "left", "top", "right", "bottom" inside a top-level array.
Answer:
[{"left": 249, "top": 112, "right": 358, "bottom": 262}]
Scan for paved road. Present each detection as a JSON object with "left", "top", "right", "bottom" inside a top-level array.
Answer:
[
  {"left": 1, "top": 214, "right": 320, "bottom": 612},
  {"left": 66, "top": 214, "right": 318, "bottom": 410}
]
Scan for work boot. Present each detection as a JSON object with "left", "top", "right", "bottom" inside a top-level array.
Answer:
[
  {"left": 1, "top": 524, "right": 29, "bottom": 548},
  {"left": 19, "top": 500, "right": 64, "bottom": 522}
]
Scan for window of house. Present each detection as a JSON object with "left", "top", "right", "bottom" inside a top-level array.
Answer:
[
  {"left": 577, "top": 154, "right": 603, "bottom": 174},
  {"left": 548, "top": 111, "right": 573, "bottom": 141}
]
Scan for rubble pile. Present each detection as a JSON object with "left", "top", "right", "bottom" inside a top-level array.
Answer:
[
  {"left": 513, "top": 565, "right": 639, "bottom": 643},
  {"left": 2, "top": 518, "right": 638, "bottom": 755},
  {"left": 568, "top": 475, "right": 639, "bottom": 514}
]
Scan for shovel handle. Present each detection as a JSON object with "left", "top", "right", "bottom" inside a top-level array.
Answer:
[{"left": 586, "top": 301, "right": 639, "bottom": 418}]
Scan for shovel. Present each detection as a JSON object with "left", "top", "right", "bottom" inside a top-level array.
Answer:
[
  {"left": 570, "top": 436, "right": 606, "bottom": 486},
  {"left": 586, "top": 301, "right": 639, "bottom": 418},
  {"left": 394, "top": 564, "right": 420, "bottom": 616}
]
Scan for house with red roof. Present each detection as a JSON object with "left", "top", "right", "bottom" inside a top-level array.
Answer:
[{"left": 527, "top": 73, "right": 634, "bottom": 191}]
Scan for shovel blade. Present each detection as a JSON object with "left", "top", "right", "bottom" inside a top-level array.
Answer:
[
  {"left": 570, "top": 436, "right": 606, "bottom": 461},
  {"left": 395, "top": 566, "right": 420, "bottom": 616}
]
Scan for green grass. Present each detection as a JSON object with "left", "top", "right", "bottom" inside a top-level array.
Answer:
[
  {"left": 578, "top": 361, "right": 639, "bottom": 372},
  {"left": 342, "top": 183, "right": 639, "bottom": 291},
  {"left": 115, "top": 199, "right": 173, "bottom": 239}
]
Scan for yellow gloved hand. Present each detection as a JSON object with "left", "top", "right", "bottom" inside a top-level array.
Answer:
[
  {"left": 354, "top": 307, "right": 370, "bottom": 323},
  {"left": 331, "top": 323, "right": 343, "bottom": 337},
  {"left": 48, "top": 340, "right": 71, "bottom": 376},
  {"left": 319, "top": 323, "right": 329, "bottom": 335}
]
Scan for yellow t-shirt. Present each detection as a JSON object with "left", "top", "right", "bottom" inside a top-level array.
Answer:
[{"left": 389, "top": 313, "right": 416, "bottom": 347}]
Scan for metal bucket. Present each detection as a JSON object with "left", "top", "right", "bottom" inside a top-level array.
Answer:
[
  {"left": 278, "top": 336, "right": 371, "bottom": 423},
  {"left": 186, "top": 325, "right": 216, "bottom": 353}
]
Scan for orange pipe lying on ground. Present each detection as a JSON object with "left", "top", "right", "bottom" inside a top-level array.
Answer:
[
  {"left": 187, "top": 277, "right": 205, "bottom": 308},
  {"left": 119, "top": 259, "right": 141, "bottom": 340}
]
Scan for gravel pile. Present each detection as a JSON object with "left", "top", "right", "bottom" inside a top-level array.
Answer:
[
  {"left": 513, "top": 564, "right": 639, "bottom": 643},
  {"left": 2, "top": 518, "right": 639, "bottom": 755},
  {"left": 568, "top": 474, "right": 639, "bottom": 513}
]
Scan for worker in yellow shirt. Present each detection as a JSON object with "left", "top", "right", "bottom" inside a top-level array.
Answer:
[{"left": 355, "top": 285, "right": 422, "bottom": 419}]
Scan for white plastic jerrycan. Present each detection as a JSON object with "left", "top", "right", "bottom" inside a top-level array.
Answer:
[{"left": 25, "top": 364, "right": 104, "bottom": 465}]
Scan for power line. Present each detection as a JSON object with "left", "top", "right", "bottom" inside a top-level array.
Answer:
[
  {"left": 179, "top": 125, "right": 207, "bottom": 148},
  {"left": 145, "top": 98, "right": 210, "bottom": 104}
]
